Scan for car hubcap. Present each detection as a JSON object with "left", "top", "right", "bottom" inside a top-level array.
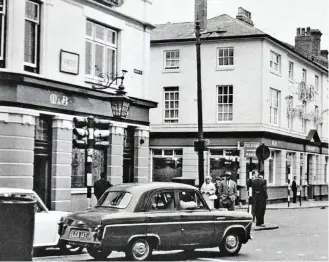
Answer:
[
  {"left": 226, "top": 235, "right": 237, "bottom": 249},
  {"left": 132, "top": 240, "right": 149, "bottom": 259}
]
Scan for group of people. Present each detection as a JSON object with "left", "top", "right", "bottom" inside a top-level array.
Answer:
[{"left": 201, "top": 172, "right": 237, "bottom": 211}]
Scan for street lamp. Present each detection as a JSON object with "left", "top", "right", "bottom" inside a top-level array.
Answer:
[{"left": 93, "top": 70, "right": 132, "bottom": 119}]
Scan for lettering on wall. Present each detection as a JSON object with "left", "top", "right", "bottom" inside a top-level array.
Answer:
[
  {"left": 50, "top": 93, "right": 70, "bottom": 106},
  {"left": 60, "top": 50, "right": 80, "bottom": 75}
]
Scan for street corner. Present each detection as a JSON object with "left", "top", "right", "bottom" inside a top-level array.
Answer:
[{"left": 252, "top": 223, "right": 279, "bottom": 231}]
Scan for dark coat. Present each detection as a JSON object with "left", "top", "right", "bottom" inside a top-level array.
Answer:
[
  {"left": 251, "top": 178, "right": 268, "bottom": 203},
  {"left": 94, "top": 178, "right": 112, "bottom": 200},
  {"left": 292, "top": 180, "right": 297, "bottom": 191}
]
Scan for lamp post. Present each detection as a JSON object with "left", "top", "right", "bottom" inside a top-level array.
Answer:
[{"left": 195, "top": 20, "right": 205, "bottom": 187}]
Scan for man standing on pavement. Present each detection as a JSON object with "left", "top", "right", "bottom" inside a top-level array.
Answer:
[
  {"left": 94, "top": 172, "right": 112, "bottom": 201},
  {"left": 248, "top": 170, "right": 258, "bottom": 221},
  {"left": 218, "top": 172, "right": 237, "bottom": 211},
  {"left": 251, "top": 171, "right": 268, "bottom": 226},
  {"left": 292, "top": 176, "right": 297, "bottom": 203}
]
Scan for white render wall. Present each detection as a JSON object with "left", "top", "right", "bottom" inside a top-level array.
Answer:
[
  {"left": 5, "top": 0, "right": 153, "bottom": 100},
  {"left": 149, "top": 37, "right": 328, "bottom": 142}
]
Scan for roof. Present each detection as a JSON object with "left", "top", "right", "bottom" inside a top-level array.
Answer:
[
  {"left": 109, "top": 182, "right": 197, "bottom": 193},
  {"left": 151, "top": 14, "right": 265, "bottom": 42},
  {"left": 151, "top": 14, "right": 328, "bottom": 71}
]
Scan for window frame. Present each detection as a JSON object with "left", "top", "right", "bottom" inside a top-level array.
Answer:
[
  {"left": 178, "top": 189, "right": 208, "bottom": 211},
  {"left": 315, "top": 75, "right": 319, "bottom": 93},
  {"left": 145, "top": 190, "right": 177, "bottom": 212},
  {"left": 302, "top": 68, "right": 307, "bottom": 83},
  {"left": 217, "top": 47, "right": 234, "bottom": 68},
  {"left": 24, "top": 0, "right": 40, "bottom": 70},
  {"left": 288, "top": 61, "right": 294, "bottom": 80},
  {"left": 163, "top": 86, "right": 179, "bottom": 123},
  {"left": 217, "top": 85, "right": 233, "bottom": 122},
  {"left": 269, "top": 88, "right": 280, "bottom": 125},
  {"left": 287, "top": 96, "right": 293, "bottom": 130},
  {"left": 270, "top": 51, "right": 281, "bottom": 75},
  {"left": 0, "top": 0, "right": 6, "bottom": 64},
  {"left": 85, "top": 20, "right": 118, "bottom": 81},
  {"left": 268, "top": 151, "right": 276, "bottom": 185},
  {"left": 163, "top": 50, "right": 180, "bottom": 71},
  {"left": 301, "top": 101, "right": 307, "bottom": 132}
]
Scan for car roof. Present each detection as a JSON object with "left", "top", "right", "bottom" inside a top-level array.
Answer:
[
  {"left": 0, "top": 187, "right": 35, "bottom": 194},
  {"left": 108, "top": 182, "right": 197, "bottom": 193}
]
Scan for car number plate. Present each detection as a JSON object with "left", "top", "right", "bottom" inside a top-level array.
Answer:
[{"left": 69, "top": 230, "right": 89, "bottom": 240}]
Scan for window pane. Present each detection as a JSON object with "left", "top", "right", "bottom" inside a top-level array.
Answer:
[
  {"left": 175, "top": 93, "right": 179, "bottom": 100},
  {"left": 26, "top": 1, "right": 38, "bottom": 21},
  {"left": 85, "top": 41, "right": 92, "bottom": 75},
  {"left": 24, "top": 21, "right": 36, "bottom": 64},
  {"left": 95, "top": 25, "right": 105, "bottom": 41},
  {"left": 218, "top": 58, "right": 223, "bottom": 66},
  {"left": 224, "top": 57, "right": 228, "bottom": 65},
  {"left": 170, "top": 93, "right": 174, "bottom": 100},
  {"left": 107, "top": 29, "right": 116, "bottom": 44},
  {"left": 166, "top": 52, "right": 170, "bottom": 59},
  {"left": 165, "top": 101, "right": 169, "bottom": 109},
  {"left": 86, "top": 21, "right": 93, "bottom": 37},
  {"left": 106, "top": 48, "right": 116, "bottom": 78},
  {"left": 218, "top": 48, "right": 223, "bottom": 57},
  {"left": 94, "top": 44, "right": 104, "bottom": 77},
  {"left": 224, "top": 49, "right": 228, "bottom": 56},
  {"left": 229, "top": 48, "right": 233, "bottom": 56},
  {"left": 229, "top": 57, "right": 233, "bottom": 65}
]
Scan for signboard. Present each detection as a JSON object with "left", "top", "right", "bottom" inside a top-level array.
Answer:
[
  {"left": 133, "top": 69, "right": 143, "bottom": 75},
  {"left": 244, "top": 142, "right": 260, "bottom": 159},
  {"left": 60, "top": 50, "right": 80, "bottom": 75},
  {"left": 256, "top": 144, "right": 270, "bottom": 161}
]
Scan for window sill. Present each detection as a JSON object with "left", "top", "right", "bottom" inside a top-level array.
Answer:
[
  {"left": 216, "top": 121, "right": 233, "bottom": 123},
  {"left": 270, "top": 70, "right": 281, "bottom": 77},
  {"left": 215, "top": 66, "right": 235, "bottom": 71},
  {"left": 163, "top": 121, "right": 179, "bottom": 124},
  {"left": 162, "top": 69, "right": 180, "bottom": 74}
]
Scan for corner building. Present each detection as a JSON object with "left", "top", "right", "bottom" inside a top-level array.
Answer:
[
  {"left": 148, "top": 7, "right": 329, "bottom": 203},
  {"left": 0, "top": 0, "right": 156, "bottom": 211}
]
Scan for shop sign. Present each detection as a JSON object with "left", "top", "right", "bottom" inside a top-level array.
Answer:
[
  {"left": 133, "top": 69, "right": 143, "bottom": 75},
  {"left": 49, "top": 93, "right": 71, "bottom": 106},
  {"left": 306, "top": 145, "right": 320, "bottom": 153},
  {"left": 244, "top": 142, "right": 260, "bottom": 159},
  {"left": 60, "top": 50, "right": 80, "bottom": 75}
]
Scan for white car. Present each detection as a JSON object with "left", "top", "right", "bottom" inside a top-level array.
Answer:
[{"left": 0, "top": 188, "right": 83, "bottom": 255}]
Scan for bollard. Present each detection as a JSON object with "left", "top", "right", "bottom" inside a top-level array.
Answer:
[{"left": 287, "top": 185, "right": 291, "bottom": 207}]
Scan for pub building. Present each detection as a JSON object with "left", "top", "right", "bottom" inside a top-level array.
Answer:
[{"left": 0, "top": 0, "right": 156, "bottom": 211}]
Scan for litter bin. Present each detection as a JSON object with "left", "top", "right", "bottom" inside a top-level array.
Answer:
[
  {"left": 172, "top": 177, "right": 196, "bottom": 186},
  {"left": 0, "top": 196, "right": 36, "bottom": 261}
]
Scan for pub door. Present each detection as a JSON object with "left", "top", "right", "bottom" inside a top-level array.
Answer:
[
  {"left": 123, "top": 126, "right": 135, "bottom": 183},
  {"left": 33, "top": 115, "right": 52, "bottom": 209},
  {"left": 306, "top": 154, "right": 313, "bottom": 199}
]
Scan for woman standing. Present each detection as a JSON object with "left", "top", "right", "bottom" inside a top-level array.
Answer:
[{"left": 201, "top": 176, "right": 216, "bottom": 209}]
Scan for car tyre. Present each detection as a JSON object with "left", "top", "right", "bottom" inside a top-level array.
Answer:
[
  {"left": 219, "top": 231, "right": 242, "bottom": 256},
  {"left": 59, "top": 243, "right": 84, "bottom": 255},
  {"left": 87, "top": 247, "right": 112, "bottom": 260},
  {"left": 126, "top": 238, "right": 152, "bottom": 261}
]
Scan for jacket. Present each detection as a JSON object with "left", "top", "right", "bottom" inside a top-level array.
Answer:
[{"left": 218, "top": 179, "right": 237, "bottom": 202}]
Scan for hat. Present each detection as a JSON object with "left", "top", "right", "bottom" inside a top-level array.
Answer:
[
  {"left": 205, "top": 175, "right": 212, "bottom": 181},
  {"left": 225, "top": 172, "right": 232, "bottom": 176},
  {"left": 215, "top": 176, "right": 221, "bottom": 180}
]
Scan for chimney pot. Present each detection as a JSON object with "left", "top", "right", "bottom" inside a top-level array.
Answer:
[
  {"left": 301, "top": 28, "right": 305, "bottom": 35},
  {"left": 236, "top": 7, "right": 254, "bottom": 26},
  {"left": 307, "top": 27, "right": 310, "bottom": 35},
  {"left": 297, "top": 28, "right": 300, "bottom": 36}
]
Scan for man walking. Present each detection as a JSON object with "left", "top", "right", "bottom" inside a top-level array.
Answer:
[
  {"left": 251, "top": 172, "right": 268, "bottom": 226},
  {"left": 218, "top": 172, "right": 237, "bottom": 211},
  {"left": 248, "top": 170, "right": 257, "bottom": 221},
  {"left": 292, "top": 176, "right": 297, "bottom": 203},
  {"left": 94, "top": 172, "right": 112, "bottom": 201}
]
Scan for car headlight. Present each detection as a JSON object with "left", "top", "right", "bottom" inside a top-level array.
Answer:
[{"left": 93, "top": 224, "right": 104, "bottom": 241}]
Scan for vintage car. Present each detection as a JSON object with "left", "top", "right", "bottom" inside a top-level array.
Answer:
[
  {"left": 0, "top": 188, "right": 83, "bottom": 255},
  {"left": 59, "top": 182, "right": 253, "bottom": 261}
]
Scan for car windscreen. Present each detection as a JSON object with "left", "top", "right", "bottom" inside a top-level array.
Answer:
[{"left": 96, "top": 191, "right": 132, "bottom": 209}]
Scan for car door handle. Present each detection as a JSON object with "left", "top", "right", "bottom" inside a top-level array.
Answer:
[{"left": 216, "top": 217, "right": 225, "bottom": 220}]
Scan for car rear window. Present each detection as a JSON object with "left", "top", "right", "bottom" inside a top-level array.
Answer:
[{"left": 97, "top": 191, "right": 132, "bottom": 209}]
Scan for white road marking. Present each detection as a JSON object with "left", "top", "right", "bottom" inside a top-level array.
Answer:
[
  {"left": 314, "top": 234, "right": 319, "bottom": 237},
  {"left": 297, "top": 233, "right": 301, "bottom": 236},
  {"left": 321, "top": 256, "right": 327, "bottom": 259},
  {"left": 298, "top": 254, "right": 305, "bottom": 256},
  {"left": 197, "top": 258, "right": 225, "bottom": 262},
  {"left": 256, "top": 249, "right": 261, "bottom": 251},
  {"left": 276, "top": 251, "right": 282, "bottom": 254}
]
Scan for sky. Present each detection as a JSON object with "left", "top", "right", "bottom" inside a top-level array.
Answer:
[{"left": 150, "top": 0, "right": 329, "bottom": 49}]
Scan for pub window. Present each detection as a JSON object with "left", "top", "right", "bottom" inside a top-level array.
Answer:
[
  {"left": 24, "top": 0, "right": 41, "bottom": 73},
  {"left": 210, "top": 149, "right": 240, "bottom": 182},
  {"left": 0, "top": 0, "right": 7, "bottom": 68},
  {"left": 152, "top": 149, "right": 183, "bottom": 182}
]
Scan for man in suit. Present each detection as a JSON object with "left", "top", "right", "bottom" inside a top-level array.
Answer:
[
  {"left": 292, "top": 176, "right": 297, "bottom": 203},
  {"left": 247, "top": 170, "right": 258, "bottom": 221},
  {"left": 218, "top": 172, "right": 237, "bottom": 211},
  {"left": 251, "top": 172, "right": 268, "bottom": 226},
  {"left": 94, "top": 172, "right": 112, "bottom": 201}
]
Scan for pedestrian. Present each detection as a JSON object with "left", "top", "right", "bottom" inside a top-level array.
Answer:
[
  {"left": 218, "top": 172, "right": 237, "bottom": 211},
  {"left": 292, "top": 176, "right": 297, "bottom": 203},
  {"left": 214, "top": 176, "right": 222, "bottom": 209},
  {"left": 251, "top": 171, "right": 268, "bottom": 226},
  {"left": 248, "top": 170, "right": 257, "bottom": 221},
  {"left": 94, "top": 172, "right": 112, "bottom": 201},
  {"left": 201, "top": 175, "right": 216, "bottom": 209}
]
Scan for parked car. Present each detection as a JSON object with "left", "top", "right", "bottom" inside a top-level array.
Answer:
[
  {"left": 0, "top": 188, "right": 83, "bottom": 255},
  {"left": 59, "top": 182, "right": 253, "bottom": 261}
]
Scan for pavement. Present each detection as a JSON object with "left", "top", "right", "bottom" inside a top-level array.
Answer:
[{"left": 237, "top": 200, "right": 328, "bottom": 231}]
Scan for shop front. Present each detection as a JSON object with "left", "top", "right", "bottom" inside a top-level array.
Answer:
[{"left": 0, "top": 72, "right": 157, "bottom": 211}]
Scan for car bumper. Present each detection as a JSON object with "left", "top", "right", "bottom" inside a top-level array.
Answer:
[{"left": 59, "top": 226, "right": 102, "bottom": 249}]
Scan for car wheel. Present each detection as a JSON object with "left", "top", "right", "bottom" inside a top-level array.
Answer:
[
  {"left": 219, "top": 231, "right": 242, "bottom": 255},
  {"left": 87, "top": 247, "right": 112, "bottom": 260},
  {"left": 126, "top": 238, "right": 152, "bottom": 261},
  {"left": 59, "top": 243, "right": 84, "bottom": 255}
]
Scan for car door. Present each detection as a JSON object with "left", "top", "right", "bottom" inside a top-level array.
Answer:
[
  {"left": 145, "top": 190, "right": 182, "bottom": 250},
  {"left": 178, "top": 190, "right": 215, "bottom": 248}
]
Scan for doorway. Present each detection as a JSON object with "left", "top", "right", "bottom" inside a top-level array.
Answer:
[
  {"left": 123, "top": 126, "right": 135, "bottom": 183},
  {"left": 33, "top": 115, "right": 52, "bottom": 209},
  {"left": 306, "top": 154, "right": 313, "bottom": 199}
]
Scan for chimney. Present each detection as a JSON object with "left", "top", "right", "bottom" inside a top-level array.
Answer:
[
  {"left": 195, "top": 0, "right": 207, "bottom": 31},
  {"left": 236, "top": 7, "right": 254, "bottom": 26},
  {"left": 295, "top": 27, "right": 322, "bottom": 59},
  {"left": 320, "top": 50, "right": 328, "bottom": 59}
]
